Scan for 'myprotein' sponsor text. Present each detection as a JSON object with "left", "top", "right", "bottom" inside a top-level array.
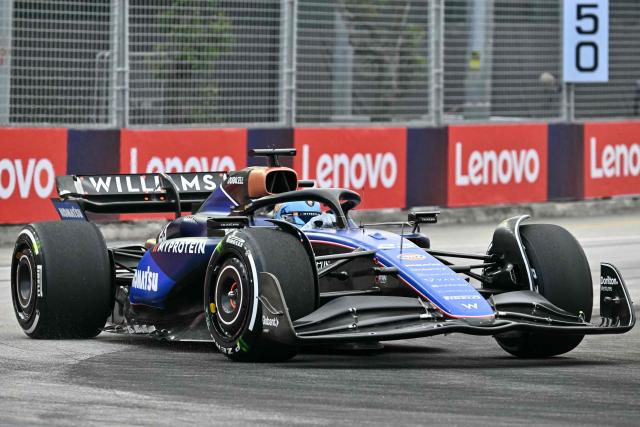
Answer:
[{"left": 153, "top": 239, "right": 206, "bottom": 254}]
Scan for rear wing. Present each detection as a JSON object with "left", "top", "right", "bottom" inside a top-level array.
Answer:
[{"left": 54, "top": 172, "right": 226, "bottom": 216}]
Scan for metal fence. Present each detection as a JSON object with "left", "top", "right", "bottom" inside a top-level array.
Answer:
[
  {"left": 1, "top": 0, "right": 639, "bottom": 128},
  {"left": 3, "top": 0, "right": 116, "bottom": 126},
  {"left": 128, "top": 0, "right": 282, "bottom": 126},
  {"left": 574, "top": 0, "right": 640, "bottom": 119},
  {"left": 296, "top": 1, "right": 432, "bottom": 124},
  {"left": 444, "top": 0, "right": 564, "bottom": 122}
]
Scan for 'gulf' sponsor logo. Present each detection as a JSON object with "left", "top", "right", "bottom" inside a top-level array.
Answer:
[
  {"left": 584, "top": 122, "right": 640, "bottom": 198},
  {"left": 398, "top": 253, "right": 426, "bottom": 261},
  {"left": 0, "top": 128, "right": 67, "bottom": 223},
  {"left": 294, "top": 128, "right": 407, "bottom": 209},
  {"left": 447, "top": 124, "right": 548, "bottom": 207}
]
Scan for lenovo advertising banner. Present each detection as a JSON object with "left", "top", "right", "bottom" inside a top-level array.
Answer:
[
  {"left": 120, "top": 129, "right": 248, "bottom": 218},
  {"left": 583, "top": 122, "right": 640, "bottom": 198},
  {"left": 120, "top": 129, "right": 247, "bottom": 174},
  {"left": 293, "top": 128, "right": 407, "bottom": 209},
  {"left": 447, "top": 124, "right": 548, "bottom": 207},
  {"left": 0, "top": 128, "right": 67, "bottom": 223}
]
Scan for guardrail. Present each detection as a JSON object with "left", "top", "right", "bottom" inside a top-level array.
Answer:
[
  {"left": 2, "top": 1, "right": 640, "bottom": 128},
  {"left": 0, "top": 121, "right": 639, "bottom": 223}
]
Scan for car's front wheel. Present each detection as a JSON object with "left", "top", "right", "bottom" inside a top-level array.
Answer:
[
  {"left": 495, "top": 224, "right": 593, "bottom": 357},
  {"left": 204, "top": 227, "right": 317, "bottom": 362}
]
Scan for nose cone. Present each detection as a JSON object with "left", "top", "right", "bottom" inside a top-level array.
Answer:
[{"left": 376, "top": 241, "right": 495, "bottom": 318}]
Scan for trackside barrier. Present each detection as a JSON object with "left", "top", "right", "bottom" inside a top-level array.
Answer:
[
  {"left": 546, "top": 122, "right": 640, "bottom": 201},
  {"left": 67, "top": 129, "right": 122, "bottom": 222},
  {"left": 1, "top": 123, "right": 639, "bottom": 224},
  {"left": 583, "top": 122, "right": 640, "bottom": 199},
  {"left": 247, "top": 129, "right": 294, "bottom": 168},
  {"left": 406, "top": 127, "right": 447, "bottom": 207},
  {"left": 292, "top": 128, "right": 407, "bottom": 210},
  {"left": 68, "top": 130, "right": 120, "bottom": 176},
  {"left": 0, "top": 128, "right": 67, "bottom": 223},
  {"left": 446, "top": 124, "right": 548, "bottom": 207},
  {"left": 118, "top": 128, "right": 248, "bottom": 220},
  {"left": 119, "top": 129, "right": 247, "bottom": 175},
  {"left": 547, "top": 124, "right": 583, "bottom": 201}
]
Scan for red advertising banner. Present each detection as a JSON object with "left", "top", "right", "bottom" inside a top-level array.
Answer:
[
  {"left": 121, "top": 129, "right": 247, "bottom": 174},
  {"left": 583, "top": 122, "right": 640, "bottom": 198},
  {"left": 293, "top": 128, "right": 407, "bottom": 209},
  {"left": 447, "top": 124, "right": 548, "bottom": 207},
  {"left": 120, "top": 129, "right": 247, "bottom": 219},
  {"left": 0, "top": 128, "right": 67, "bottom": 223}
]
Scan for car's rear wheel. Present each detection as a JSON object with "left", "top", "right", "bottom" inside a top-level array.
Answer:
[
  {"left": 11, "top": 221, "right": 113, "bottom": 338},
  {"left": 204, "top": 227, "right": 316, "bottom": 362},
  {"left": 495, "top": 224, "right": 592, "bottom": 357}
]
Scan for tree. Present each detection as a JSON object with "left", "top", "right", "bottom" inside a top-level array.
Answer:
[
  {"left": 337, "top": 0, "right": 428, "bottom": 121},
  {"left": 154, "top": 0, "right": 233, "bottom": 124}
]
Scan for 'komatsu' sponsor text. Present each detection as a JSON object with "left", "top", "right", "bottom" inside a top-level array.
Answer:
[{"left": 132, "top": 266, "right": 159, "bottom": 292}]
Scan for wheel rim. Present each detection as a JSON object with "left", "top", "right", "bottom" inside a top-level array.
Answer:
[
  {"left": 214, "top": 264, "right": 245, "bottom": 334},
  {"left": 15, "top": 253, "right": 36, "bottom": 317}
]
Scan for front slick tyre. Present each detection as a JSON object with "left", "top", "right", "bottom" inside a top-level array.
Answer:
[
  {"left": 204, "top": 228, "right": 316, "bottom": 362},
  {"left": 11, "top": 221, "right": 113, "bottom": 338},
  {"left": 495, "top": 224, "right": 593, "bottom": 358}
]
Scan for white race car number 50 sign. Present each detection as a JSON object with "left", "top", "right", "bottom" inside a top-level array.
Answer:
[{"left": 563, "top": 0, "right": 609, "bottom": 83}]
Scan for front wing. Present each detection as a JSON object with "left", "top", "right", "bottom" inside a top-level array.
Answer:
[{"left": 256, "top": 263, "right": 635, "bottom": 345}]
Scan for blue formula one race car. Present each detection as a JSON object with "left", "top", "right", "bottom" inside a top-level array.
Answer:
[{"left": 11, "top": 149, "right": 635, "bottom": 362}]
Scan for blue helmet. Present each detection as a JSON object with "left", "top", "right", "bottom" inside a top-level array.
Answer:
[{"left": 274, "top": 201, "right": 321, "bottom": 226}]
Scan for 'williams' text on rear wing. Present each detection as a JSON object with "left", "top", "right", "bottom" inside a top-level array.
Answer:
[{"left": 54, "top": 172, "right": 226, "bottom": 216}]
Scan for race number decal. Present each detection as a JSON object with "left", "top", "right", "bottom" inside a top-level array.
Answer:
[{"left": 563, "top": 0, "right": 609, "bottom": 82}]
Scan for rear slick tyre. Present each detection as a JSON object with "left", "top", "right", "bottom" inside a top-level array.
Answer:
[
  {"left": 11, "top": 221, "right": 113, "bottom": 338},
  {"left": 495, "top": 224, "right": 593, "bottom": 358}
]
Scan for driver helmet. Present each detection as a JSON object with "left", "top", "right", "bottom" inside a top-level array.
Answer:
[{"left": 274, "top": 201, "right": 321, "bottom": 226}]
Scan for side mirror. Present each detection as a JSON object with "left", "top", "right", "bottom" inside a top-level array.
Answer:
[{"left": 408, "top": 211, "right": 439, "bottom": 232}]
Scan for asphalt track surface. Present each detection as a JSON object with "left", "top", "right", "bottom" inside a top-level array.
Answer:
[{"left": 0, "top": 214, "right": 639, "bottom": 426}]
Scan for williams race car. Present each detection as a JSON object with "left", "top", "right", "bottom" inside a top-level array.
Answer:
[{"left": 11, "top": 149, "right": 635, "bottom": 361}]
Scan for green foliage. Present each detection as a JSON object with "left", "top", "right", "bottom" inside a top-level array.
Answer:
[
  {"left": 337, "top": 0, "right": 428, "bottom": 121},
  {"left": 154, "top": 0, "right": 233, "bottom": 124}
]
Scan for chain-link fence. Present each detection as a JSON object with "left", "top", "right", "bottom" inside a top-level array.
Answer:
[
  {"left": 444, "top": 0, "right": 564, "bottom": 122},
  {"left": 1, "top": 0, "right": 639, "bottom": 128},
  {"left": 574, "top": 0, "right": 640, "bottom": 120},
  {"left": 3, "top": 0, "right": 115, "bottom": 126},
  {"left": 296, "top": 1, "right": 431, "bottom": 124},
  {"left": 128, "top": 0, "right": 282, "bottom": 126}
]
